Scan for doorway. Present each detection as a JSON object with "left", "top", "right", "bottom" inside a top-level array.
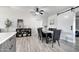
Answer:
[{"left": 76, "top": 11, "right": 79, "bottom": 50}]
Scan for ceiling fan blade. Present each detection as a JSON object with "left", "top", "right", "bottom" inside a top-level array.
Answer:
[
  {"left": 40, "top": 10, "right": 44, "bottom": 12},
  {"left": 39, "top": 10, "right": 44, "bottom": 15},
  {"left": 40, "top": 12, "right": 43, "bottom": 15}
]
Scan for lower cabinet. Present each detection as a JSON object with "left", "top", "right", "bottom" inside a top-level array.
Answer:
[{"left": 0, "top": 35, "right": 16, "bottom": 52}]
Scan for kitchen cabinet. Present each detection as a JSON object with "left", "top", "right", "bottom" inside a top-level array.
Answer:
[{"left": 0, "top": 32, "right": 16, "bottom": 52}]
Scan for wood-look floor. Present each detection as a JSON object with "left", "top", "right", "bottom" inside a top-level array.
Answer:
[
  {"left": 16, "top": 35, "right": 79, "bottom": 52},
  {"left": 75, "top": 37, "right": 79, "bottom": 50}
]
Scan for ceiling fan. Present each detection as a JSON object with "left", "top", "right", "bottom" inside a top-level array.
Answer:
[{"left": 31, "top": 7, "right": 45, "bottom": 16}]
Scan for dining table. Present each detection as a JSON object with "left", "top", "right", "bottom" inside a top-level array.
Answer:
[{"left": 42, "top": 30, "right": 54, "bottom": 43}]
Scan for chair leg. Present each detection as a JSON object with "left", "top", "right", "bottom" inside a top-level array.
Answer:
[
  {"left": 52, "top": 41, "right": 53, "bottom": 48},
  {"left": 57, "top": 40, "right": 60, "bottom": 46},
  {"left": 39, "top": 36, "right": 41, "bottom": 40},
  {"left": 52, "top": 43, "right": 53, "bottom": 48},
  {"left": 41, "top": 37, "right": 43, "bottom": 42},
  {"left": 46, "top": 38, "right": 49, "bottom": 44},
  {"left": 42, "top": 39, "right": 43, "bottom": 42}
]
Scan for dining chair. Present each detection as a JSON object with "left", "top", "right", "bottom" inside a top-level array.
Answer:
[
  {"left": 48, "top": 28, "right": 61, "bottom": 47},
  {"left": 40, "top": 29, "right": 46, "bottom": 42},
  {"left": 49, "top": 28, "right": 56, "bottom": 31},
  {"left": 37, "top": 28, "right": 42, "bottom": 40},
  {"left": 52, "top": 29, "right": 61, "bottom": 47},
  {"left": 37, "top": 28, "right": 47, "bottom": 42},
  {"left": 48, "top": 28, "right": 56, "bottom": 42}
]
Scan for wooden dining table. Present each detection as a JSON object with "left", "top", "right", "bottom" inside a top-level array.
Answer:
[{"left": 42, "top": 30, "right": 54, "bottom": 43}]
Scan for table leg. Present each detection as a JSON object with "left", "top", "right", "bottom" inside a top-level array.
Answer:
[{"left": 46, "top": 33, "right": 48, "bottom": 43}]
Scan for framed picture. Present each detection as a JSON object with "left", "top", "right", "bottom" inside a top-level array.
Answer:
[
  {"left": 49, "top": 18, "right": 54, "bottom": 25},
  {"left": 48, "top": 14, "right": 57, "bottom": 25}
]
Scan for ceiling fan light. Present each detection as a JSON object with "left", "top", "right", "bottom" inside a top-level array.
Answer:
[{"left": 35, "top": 12, "right": 39, "bottom": 15}]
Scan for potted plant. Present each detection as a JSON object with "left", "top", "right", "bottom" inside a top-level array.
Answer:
[{"left": 5, "top": 19, "right": 12, "bottom": 32}]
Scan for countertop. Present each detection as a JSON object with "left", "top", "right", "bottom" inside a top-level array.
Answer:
[{"left": 0, "top": 32, "right": 16, "bottom": 45}]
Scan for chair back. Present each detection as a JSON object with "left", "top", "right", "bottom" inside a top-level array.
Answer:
[
  {"left": 37, "top": 28, "right": 46, "bottom": 38},
  {"left": 53, "top": 29, "right": 61, "bottom": 42},
  {"left": 49, "top": 28, "right": 56, "bottom": 31}
]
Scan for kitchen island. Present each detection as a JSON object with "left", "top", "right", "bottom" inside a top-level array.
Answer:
[{"left": 0, "top": 32, "right": 16, "bottom": 52}]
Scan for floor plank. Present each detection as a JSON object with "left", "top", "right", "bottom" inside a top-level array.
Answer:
[{"left": 16, "top": 36, "right": 79, "bottom": 52}]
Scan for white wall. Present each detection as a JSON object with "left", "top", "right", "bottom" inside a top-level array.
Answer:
[
  {"left": 48, "top": 11, "right": 75, "bottom": 43},
  {"left": 41, "top": 12, "right": 49, "bottom": 27},
  {"left": 0, "top": 7, "right": 43, "bottom": 35},
  {"left": 57, "top": 11, "right": 74, "bottom": 32},
  {"left": 57, "top": 11, "right": 75, "bottom": 43}
]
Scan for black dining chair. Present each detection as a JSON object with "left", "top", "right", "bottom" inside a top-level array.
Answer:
[
  {"left": 49, "top": 28, "right": 56, "bottom": 31},
  {"left": 48, "top": 28, "right": 61, "bottom": 47},
  {"left": 48, "top": 28, "right": 56, "bottom": 41},
  {"left": 37, "top": 28, "right": 42, "bottom": 40},
  {"left": 48, "top": 28, "right": 56, "bottom": 42},
  {"left": 52, "top": 29, "right": 61, "bottom": 47},
  {"left": 37, "top": 28, "right": 47, "bottom": 42}
]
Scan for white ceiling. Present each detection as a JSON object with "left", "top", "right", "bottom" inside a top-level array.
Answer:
[
  {"left": 0, "top": 6, "right": 73, "bottom": 16},
  {"left": 10, "top": 6, "right": 73, "bottom": 15}
]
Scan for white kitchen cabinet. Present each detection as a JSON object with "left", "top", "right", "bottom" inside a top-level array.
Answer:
[{"left": 0, "top": 33, "right": 16, "bottom": 52}]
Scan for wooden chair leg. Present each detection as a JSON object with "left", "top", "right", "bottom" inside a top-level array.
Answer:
[{"left": 57, "top": 40, "right": 60, "bottom": 46}]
